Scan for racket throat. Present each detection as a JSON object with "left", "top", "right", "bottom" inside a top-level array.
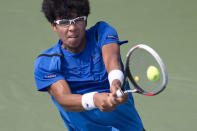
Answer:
[
  {"left": 116, "top": 89, "right": 139, "bottom": 97},
  {"left": 124, "top": 89, "right": 138, "bottom": 93}
]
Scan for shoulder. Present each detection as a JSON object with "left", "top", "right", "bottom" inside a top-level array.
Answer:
[
  {"left": 94, "top": 21, "right": 119, "bottom": 47},
  {"left": 34, "top": 43, "right": 62, "bottom": 72},
  {"left": 98, "top": 21, "right": 115, "bottom": 29},
  {"left": 87, "top": 21, "right": 118, "bottom": 43},
  {"left": 87, "top": 21, "right": 116, "bottom": 33},
  {"left": 96, "top": 21, "right": 118, "bottom": 40}
]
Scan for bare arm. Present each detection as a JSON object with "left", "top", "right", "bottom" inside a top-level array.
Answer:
[
  {"left": 102, "top": 43, "right": 121, "bottom": 73},
  {"left": 102, "top": 43, "right": 128, "bottom": 103},
  {"left": 48, "top": 80, "right": 84, "bottom": 112},
  {"left": 48, "top": 79, "right": 118, "bottom": 112}
]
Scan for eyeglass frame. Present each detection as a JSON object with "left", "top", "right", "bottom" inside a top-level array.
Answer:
[{"left": 54, "top": 16, "right": 87, "bottom": 27}]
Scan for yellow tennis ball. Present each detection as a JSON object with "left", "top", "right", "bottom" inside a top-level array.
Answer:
[
  {"left": 147, "top": 66, "right": 160, "bottom": 81},
  {"left": 134, "top": 76, "right": 140, "bottom": 82}
]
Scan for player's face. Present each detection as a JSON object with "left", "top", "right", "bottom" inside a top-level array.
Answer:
[{"left": 52, "top": 14, "right": 87, "bottom": 53}]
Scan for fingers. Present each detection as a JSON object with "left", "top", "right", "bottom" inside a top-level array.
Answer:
[
  {"left": 94, "top": 93, "right": 117, "bottom": 112},
  {"left": 94, "top": 91, "right": 129, "bottom": 112},
  {"left": 110, "top": 79, "right": 121, "bottom": 97},
  {"left": 115, "top": 93, "right": 128, "bottom": 104},
  {"left": 110, "top": 79, "right": 129, "bottom": 105}
]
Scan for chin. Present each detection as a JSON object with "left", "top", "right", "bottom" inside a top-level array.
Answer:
[
  {"left": 69, "top": 40, "right": 80, "bottom": 47},
  {"left": 68, "top": 42, "right": 81, "bottom": 50},
  {"left": 63, "top": 37, "right": 85, "bottom": 51}
]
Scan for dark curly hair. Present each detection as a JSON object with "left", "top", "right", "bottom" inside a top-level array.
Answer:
[{"left": 42, "top": 0, "right": 90, "bottom": 23}]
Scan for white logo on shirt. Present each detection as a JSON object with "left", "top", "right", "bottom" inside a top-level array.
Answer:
[{"left": 44, "top": 74, "right": 57, "bottom": 79}]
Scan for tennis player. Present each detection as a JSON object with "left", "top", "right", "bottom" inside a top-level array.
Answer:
[{"left": 34, "top": 0, "right": 145, "bottom": 130}]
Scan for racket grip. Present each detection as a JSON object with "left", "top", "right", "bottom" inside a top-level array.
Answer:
[{"left": 116, "top": 89, "right": 124, "bottom": 97}]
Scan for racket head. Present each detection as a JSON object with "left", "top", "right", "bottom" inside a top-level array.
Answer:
[{"left": 123, "top": 44, "right": 168, "bottom": 96}]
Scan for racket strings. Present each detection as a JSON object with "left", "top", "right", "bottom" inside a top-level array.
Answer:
[{"left": 128, "top": 48, "right": 164, "bottom": 94}]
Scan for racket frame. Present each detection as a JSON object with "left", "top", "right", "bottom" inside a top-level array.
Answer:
[{"left": 120, "top": 44, "right": 168, "bottom": 96}]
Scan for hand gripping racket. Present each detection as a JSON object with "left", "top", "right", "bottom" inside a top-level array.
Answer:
[{"left": 116, "top": 44, "right": 168, "bottom": 97}]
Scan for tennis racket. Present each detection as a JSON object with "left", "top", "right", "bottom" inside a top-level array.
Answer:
[{"left": 116, "top": 44, "right": 168, "bottom": 97}]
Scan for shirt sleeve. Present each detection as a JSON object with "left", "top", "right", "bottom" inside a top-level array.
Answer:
[
  {"left": 34, "top": 56, "right": 65, "bottom": 91},
  {"left": 97, "top": 21, "right": 119, "bottom": 48}
]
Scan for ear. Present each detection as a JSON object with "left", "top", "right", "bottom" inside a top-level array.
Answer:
[{"left": 51, "top": 23, "right": 57, "bottom": 32}]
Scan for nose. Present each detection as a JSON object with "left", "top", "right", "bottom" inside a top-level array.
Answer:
[
  {"left": 68, "top": 23, "right": 77, "bottom": 31},
  {"left": 70, "top": 20, "right": 76, "bottom": 25}
]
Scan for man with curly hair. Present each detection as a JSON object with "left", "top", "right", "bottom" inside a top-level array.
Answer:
[{"left": 34, "top": 0, "right": 145, "bottom": 130}]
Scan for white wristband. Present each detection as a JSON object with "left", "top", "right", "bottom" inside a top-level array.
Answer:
[
  {"left": 108, "top": 69, "right": 124, "bottom": 86},
  {"left": 81, "top": 92, "right": 97, "bottom": 110}
]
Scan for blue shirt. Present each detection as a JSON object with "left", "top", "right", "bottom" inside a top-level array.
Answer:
[
  {"left": 34, "top": 21, "right": 120, "bottom": 93},
  {"left": 34, "top": 21, "right": 144, "bottom": 131}
]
